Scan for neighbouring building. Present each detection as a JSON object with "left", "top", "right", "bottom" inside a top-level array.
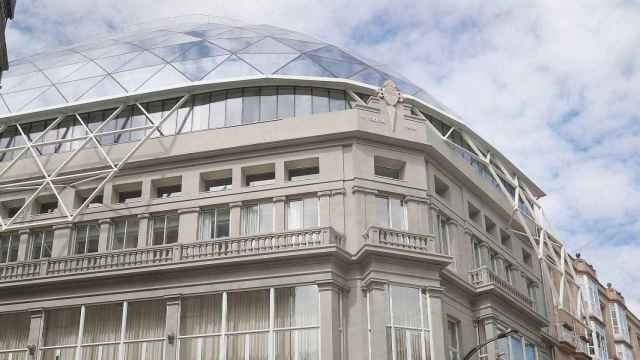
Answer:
[
  {"left": 0, "top": 15, "right": 637, "bottom": 360},
  {"left": 0, "top": 0, "right": 15, "bottom": 83}
]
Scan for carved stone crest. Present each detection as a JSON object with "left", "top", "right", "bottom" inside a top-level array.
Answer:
[{"left": 377, "top": 80, "right": 404, "bottom": 131}]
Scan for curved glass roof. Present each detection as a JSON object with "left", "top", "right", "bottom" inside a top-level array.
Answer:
[{"left": 0, "top": 16, "right": 447, "bottom": 116}]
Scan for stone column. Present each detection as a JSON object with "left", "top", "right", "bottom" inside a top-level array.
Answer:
[
  {"left": 318, "top": 191, "right": 332, "bottom": 228},
  {"left": 164, "top": 296, "right": 181, "bottom": 360},
  {"left": 137, "top": 214, "right": 150, "bottom": 247},
  {"left": 229, "top": 201, "right": 242, "bottom": 237},
  {"left": 483, "top": 316, "right": 498, "bottom": 360},
  {"left": 405, "top": 196, "right": 428, "bottom": 234},
  {"left": 427, "top": 287, "right": 447, "bottom": 360},
  {"left": 330, "top": 189, "right": 345, "bottom": 236},
  {"left": 17, "top": 229, "right": 30, "bottom": 261},
  {"left": 363, "top": 280, "right": 388, "bottom": 360},
  {"left": 318, "top": 281, "right": 343, "bottom": 360},
  {"left": 494, "top": 255, "right": 505, "bottom": 278},
  {"left": 275, "top": 161, "right": 285, "bottom": 183},
  {"left": 27, "top": 309, "right": 44, "bottom": 358},
  {"left": 181, "top": 171, "right": 199, "bottom": 196},
  {"left": 273, "top": 196, "right": 286, "bottom": 232},
  {"left": 140, "top": 179, "right": 152, "bottom": 202},
  {"left": 464, "top": 228, "right": 476, "bottom": 273},
  {"left": 98, "top": 219, "right": 111, "bottom": 252},
  {"left": 428, "top": 203, "right": 440, "bottom": 236},
  {"left": 447, "top": 220, "right": 461, "bottom": 270},
  {"left": 51, "top": 223, "right": 73, "bottom": 257},
  {"left": 478, "top": 242, "right": 490, "bottom": 269},
  {"left": 177, "top": 207, "right": 200, "bottom": 243}
]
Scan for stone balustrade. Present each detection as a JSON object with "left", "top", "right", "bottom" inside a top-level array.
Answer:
[
  {"left": 469, "top": 265, "right": 535, "bottom": 309},
  {"left": 0, "top": 227, "right": 340, "bottom": 283},
  {"left": 363, "top": 226, "right": 437, "bottom": 253}
]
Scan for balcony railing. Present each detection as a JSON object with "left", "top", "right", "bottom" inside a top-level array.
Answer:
[
  {"left": 558, "top": 326, "right": 577, "bottom": 348},
  {"left": 0, "top": 227, "right": 340, "bottom": 283},
  {"left": 363, "top": 226, "right": 437, "bottom": 253},
  {"left": 469, "top": 266, "right": 534, "bottom": 309},
  {"left": 575, "top": 336, "right": 590, "bottom": 355}
]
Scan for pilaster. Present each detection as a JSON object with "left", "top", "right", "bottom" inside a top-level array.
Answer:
[
  {"left": 98, "top": 219, "right": 111, "bottom": 252},
  {"left": 177, "top": 207, "right": 200, "bottom": 243},
  {"left": 137, "top": 214, "right": 150, "bottom": 247},
  {"left": 318, "top": 191, "right": 332, "bottom": 228},
  {"left": 273, "top": 196, "right": 286, "bottom": 232},
  {"left": 427, "top": 286, "right": 447, "bottom": 360},
  {"left": 164, "top": 296, "right": 181, "bottom": 360},
  {"left": 229, "top": 201, "right": 242, "bottom": 237},
  {"left": 51, "top": 223, "right": 73, "bottom": 257},
  {"left": 363, "top": 279, "right": 388, "bottom": 360},
  {"left": 317, "top": 281, "right": 343, "bottom": 360}
]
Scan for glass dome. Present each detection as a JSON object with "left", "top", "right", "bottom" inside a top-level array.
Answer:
[{"left": 0, "top": 15, "right": 447, "bottom": 116}]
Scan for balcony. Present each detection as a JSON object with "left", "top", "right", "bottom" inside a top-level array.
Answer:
[
  {"left": 0, "top": 227, "right": 341, "bottom": 284},
  {"left": 469, "top": 266, "right": 534, "bottom": 309},
  {"left": 363, "top": 226, "right": 437, "bottom": 253},
  {"left": 558, "top": 325, "right": 578, "bottom": 352}
]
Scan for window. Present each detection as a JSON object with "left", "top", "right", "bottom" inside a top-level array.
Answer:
[
  {"left": 472, "top": 238, "right": 482, "bottom": 268},
  {"left": 609, "top": 303, "right": 630, "bottom": 340},
  {"left": 243, "top": 163, "right": 276, "bottom": 187},
  {"left": 527, "top": 281, "right": 538, "bottom": 310},
  {"left": 286, "top": 158, "right": 319, "bottom": 182},
  {"left": 593, "top": 321, "right": 609, "bottom": 360},
  {"left": 150, "top": 213, "right": 179, "bottom": 245},
  {"left": 525, "top": 342, "right": 537, "bottom": 360},
  {"left": 0, "top": 231, "right": 19, "bottom": 263},
  {"left": 287, "top": 197, "right": 319, "bottom": 230},
  {"left": 199, "top": 207, "right": 230, "bottom": 240},
  {"left": 30, "top": 229, "right": 53, "bottom": 259},
  {"left": 113, "top": 182, "right": 142, "bottom": 204},
  {"left": 468, "top": 202, "right": 481, "bottom": 224},
  {"left": 201, "top": 169, "right": 232, "bottom": 192},
  {"left": 484, "top": 216, "right": 497, "bottom": 237},
  {"left": 75, "top": 188, "right": 103, "bottom": 209},
  {"left": 41, "top": 300, "right": 166, "bottom": 360},
  {"left": 376, "top": 196, "right": 406, "bottom": 230},
  {"left": 111, "top": 217, "right": 139, "bottom": 250},
  {"left": 434, "top": 176, "right": 450, "bottom": 200},
  {"left": 381, "top": 285, "right": 430, "bottom": 360},
  {"left": 476, "top": 319, "right": 488, "bottom": 360},
  {"left": 0, "top": 312, "right": 29, "bottom": 359},
  {"left": 39, "top": 200, "right": 58, "bottom": 214},
  {"left": 500, "top": 229, "right": 512, "bottom": 249},
  {"left": 437, "top": 214, "right": 452, "bottom": 256},
  {"left": 153, "top": 177, "right": 182, "bottom": 199},
  {"left": 505, "top": 264, "right": 514, "bottom": 285},
  {"left": 374, "top": 156, "right": 405, "bottom": 180},
  {"left": 510, "top": 336, "right": 524, "bottom": 360},
  {"left": 489, "top": 250, "right": 498, "bottom": 273},
  {"left": 179, "top": 286, "right": 319, "bottom": 360},
  {"left": 241, "top": 201, "right": 273, "bottom": 235},
  {"left": 447, "top": 318, "right": 461, "bottom": 360},
  {"left": 522, "top": 249, "right": 532, "bottom": 267},
  {"left": 75, "top": 223, "right": 100, "bottom": 254}
]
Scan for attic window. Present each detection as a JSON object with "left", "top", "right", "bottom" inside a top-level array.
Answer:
[
  {"left": 434, "top": 176, "right": 450, "bottom": 200},
  {"left": 286, "top": 158, "right": 320, "bottom": 182},
  {"left": 201, "top": 169, "right": 232, "bottom": 192},
  {"left": 484, "top": 216, "right": 497, "bottom": 237},
  {"left": 374, "top": 156, "right": 405, "bottom": 180},
  {"left": 500, "top": 229, "right": 512, "bottom": 249},
  {"left": 468, "top": 202, "right": 481, "bottom": 224},
  {"left": 243, "top": 163, "right": 276, "bottom": 187}
]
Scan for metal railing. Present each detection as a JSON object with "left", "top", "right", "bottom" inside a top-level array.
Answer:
[
  {"left": 363, "top": 226, "right": 437, "bottom": 253},
  {"left": 469, "top": 266, "right": 535, "bottom": 309},
  {"left": 0, "top": 227, "right": 340, "bottom": 283}
]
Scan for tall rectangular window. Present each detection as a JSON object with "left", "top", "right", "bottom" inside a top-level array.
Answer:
[
  {"left": 0, "top": 312, "right": 29, "bottom": 359},
  {"left": 472, "top": 239, "right": 482, "bottom": 268},
  {"left": 0, "top": 231, "right": 19, "bottom": 263},
  {"left": 150, "top": 213, "right": 179, "bottom": 245},
  {"left": 41, "top": 300, "right": 166, "bottom": 360},
  {"left": 179, "top": 286, "right": 319, "bottom": 360},
  {"left": 294, "top": 87, "right": 312, "bottom": 117},
  {"left": 376, "top": 196, "right": 406, "bottom": 230},
  {"left": 111, "top": 216, "right": 139, "bottom": 250},
  {"left": 242, "top": 88, "right": 261, "bottom": 124},
  {"left": 287, "top": 197, "right": 319, "bottom": 230},
  {"left": 241, "top": 201, "right": 273, "bottom": 235},
  {"left": 30, "top": 229, "right": 53, "bottom": 259},
  {"left": 609, "top": 303, "right": 630, "bottom": 340},
  {"left": 382, "top": 285, "right": 430, "bottom": 360},
  {"left": 447, "top": 319, "right": 460, "bottom": 360},
  {"left": 277, "top": 87, "right": 295, "bottom": 119},
  {"left": 199, "top": 207, "right": 230, "bottom": 240},
  {"left": 74, "top": 223, "right": 100, "bottom": 255},
  {"left": 437, "top": 214, "right": 450, "bottom": 256}
]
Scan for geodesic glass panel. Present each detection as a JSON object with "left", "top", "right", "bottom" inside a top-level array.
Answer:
[{"left": 0, "top": 18, "right": 447, "bottom": 116}]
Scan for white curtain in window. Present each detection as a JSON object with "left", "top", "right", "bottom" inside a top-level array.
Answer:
[
  {"left": 376, "top": 197, "right": 389, "bottom": 228},
  {"left": 125, "top": 300, "right": 165, "bottom": 359},
  {"left": 287, "top": 200, "right": 303, "bottom": 230},
  {"left": 274, "top": 286, "right": 320, "bottom": 360},
  {"left": 226, "top": 290, "right": 270, "bottom": 360},
  {"left": 391, "top": 286, "right": 421, "bottom": 329},
  {"left": 83, "top": 303, "right": 123, "bottom": 360},
  {"left": 241, "top": 205, "right": 259, "bottom": 236},
  {"left": 180, "top": 294, "right": 222, "bottom": 359},
  {"left": 259, "top": 202, "right": 273, "bottom": 234},
  {"left": 389, "top": 198, "right": 404, "bottom": 230},
  {"left": 303, "top": 198, "right": 318, "bottom": 229},
  {"left": 43, "top": 308, "right": 81, "bottom": 360},
  {"left": 0, "top": 312, "right": 29, "bottom": 357}
]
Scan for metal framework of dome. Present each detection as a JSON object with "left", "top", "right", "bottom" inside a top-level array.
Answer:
[{"left": 0, "top": 15, "right": 445, "bottom": 117}]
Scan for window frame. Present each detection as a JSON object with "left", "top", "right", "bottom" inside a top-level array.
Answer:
[
  {"left": 29, "top": 228, "right": 54, "bottom": 260},
  {"left": 240, "top": 201, "right": 274, "bottom": 236},
  {"left": 149, "top": 213, "right": 180, "bottom": 245},
  {"left": 110, "top": 216, "right": 139, "bottom": 251},
  {"left": 199, "top": 206, "right": 230, "bottom": 240},
  {"left": 0, "top": 231, "right": 19, "bottom": 263},
  {"left": 286, "top": 196, "right": 320, "bottom": 231},
  {"left": 376, "top": 195, "right": 407, "bottom": 231},
  {"left": 74, "top": 222, "right": 100, "bottom": 255}
]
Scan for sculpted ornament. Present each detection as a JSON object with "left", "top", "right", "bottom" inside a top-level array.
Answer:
[{"left": 377, "top": 80, "right": 404, "bottom": 131}]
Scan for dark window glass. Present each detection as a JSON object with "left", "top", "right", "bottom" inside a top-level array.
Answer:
[
  {"left": 226, "top": 89, "right": 242, "bottom": 126},
  {"left": 277, "top": 87, "right": 294, "bottom": 119},
  {"left": 211, "top": 91, "right": 226, "bottom": 128},
  {"left": 242, "top": 88, "right": 260, "bottom": 124},
  {"left": 294, "top": 87, "right": 312, "bottom": 117},
  {"left": 260, "top": 87, "right": 277, "bottom": 121},
  {"left": 312, "top": 88, "right": 330, "bottom": 114}
]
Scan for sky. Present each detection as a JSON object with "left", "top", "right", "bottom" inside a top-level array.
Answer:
[{"left": 6, "top": 0, "right": 640, "bottom": 313}]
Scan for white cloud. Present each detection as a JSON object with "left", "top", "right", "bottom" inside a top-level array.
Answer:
[{"left": 5, "top": 0, "right": 640, "bottom": 312}]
